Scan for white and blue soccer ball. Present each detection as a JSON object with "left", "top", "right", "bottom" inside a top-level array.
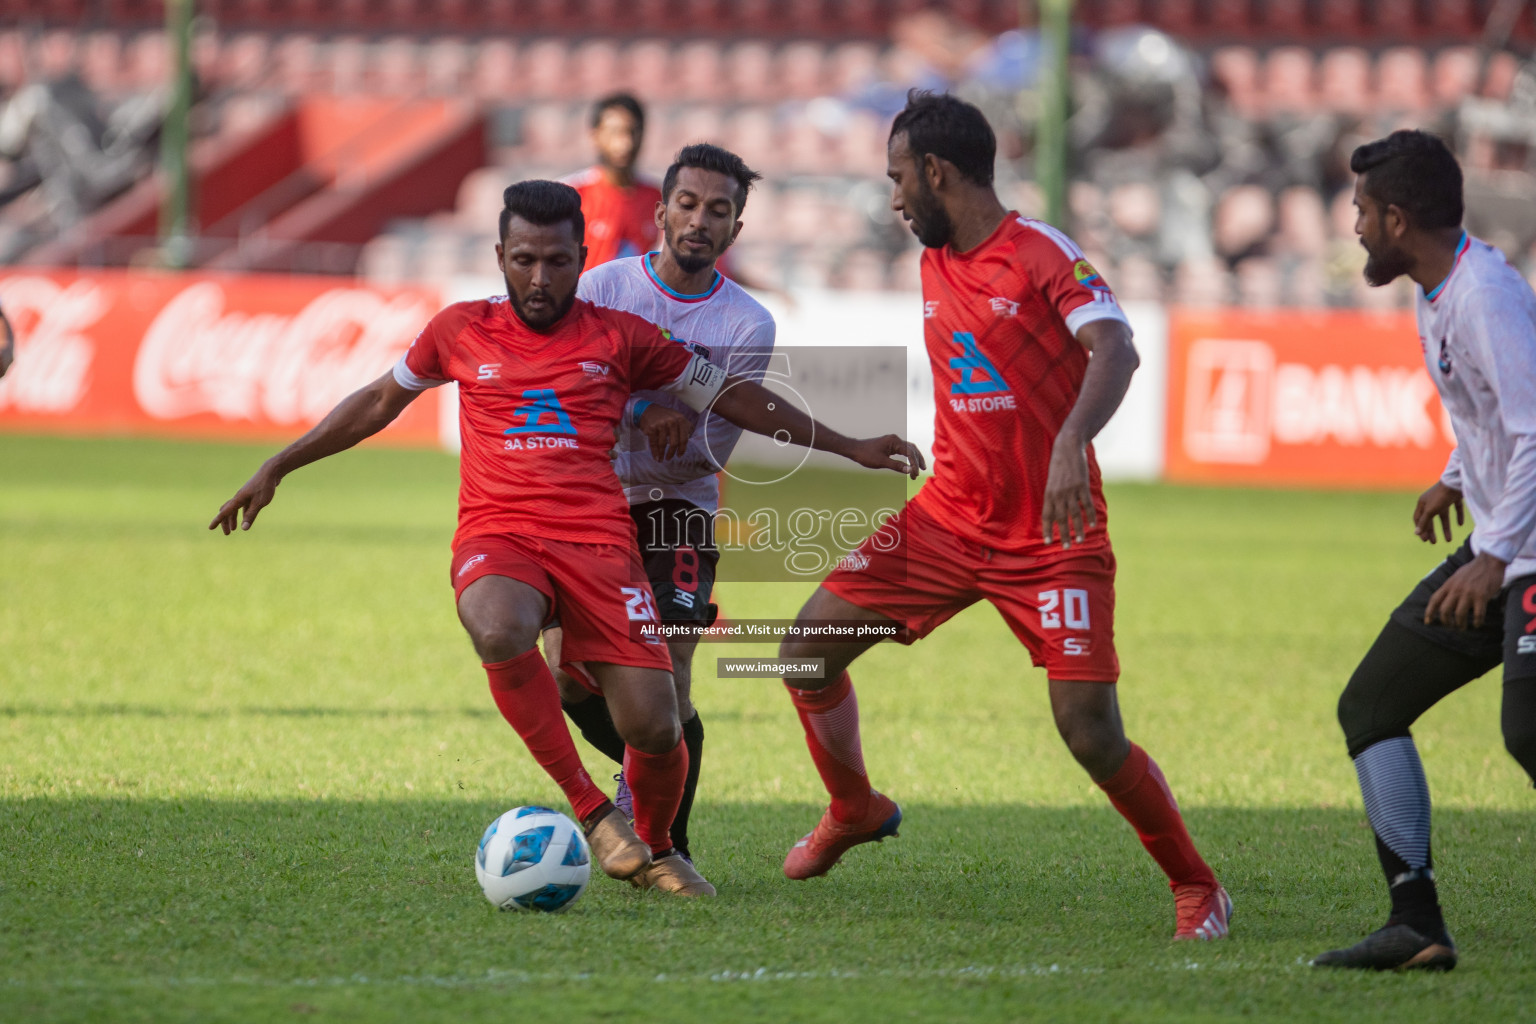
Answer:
[{"left": 474, "top": 806, "right": 591, "bottom": 912}]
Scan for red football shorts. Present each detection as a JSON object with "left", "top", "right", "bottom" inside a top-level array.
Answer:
[
  {"left": 822, "top": 503, "right": 1120, "bottom": 682},
  {"left": 450, "top": 533, "right": 673, "bottom": 691}
]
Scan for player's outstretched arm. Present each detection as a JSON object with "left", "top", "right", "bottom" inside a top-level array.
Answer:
[
  {"left": 209, "top": 371, "right": 421, "bottom": 534},
  {"left": 708, "top": 375, "right": 925, "bottom": 479},
  {"left": 1041, "top": 319, "right": 1140, "bottom": 548}
]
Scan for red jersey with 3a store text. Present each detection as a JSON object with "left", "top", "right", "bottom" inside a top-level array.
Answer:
[
  {"left": 911, "top": 213, "right": 1131, "bottom": 554},
  {"left": 395, "top": 296, "right": 693, "bottom": 549}
]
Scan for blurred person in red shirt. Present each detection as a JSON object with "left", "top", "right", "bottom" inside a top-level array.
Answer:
[{"left": 564, "top": 93, "right": 663, "bottom": 269}]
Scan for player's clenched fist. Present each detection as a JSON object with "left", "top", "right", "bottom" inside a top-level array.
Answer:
[{"left": 210, "top": 462, "right": 282, "bottom": 534}]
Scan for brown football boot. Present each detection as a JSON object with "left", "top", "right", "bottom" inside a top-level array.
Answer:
[
  {"left": 583, "top": 804, "right": 652, "bottom": 880},
  {"left": 629, "top": 852, "right": 717, "bottom": 897}
]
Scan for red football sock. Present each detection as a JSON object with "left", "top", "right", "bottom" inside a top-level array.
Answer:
[
  {"left": 624, "top": 740, "right": 688, "bottom": 854},
  {"left": 1098, "top": 743, "right": 1217, "bottom": 890},
  {"left": 485, "top": 650, "right": 608, "bottom": 824},
  {"left": 786, "top": 671, "right": 872, "bottom": 823}
]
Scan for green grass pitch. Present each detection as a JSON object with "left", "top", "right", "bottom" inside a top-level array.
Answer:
[{"left": 2, "top": 434, "right": 1531, "bottom": 1023}]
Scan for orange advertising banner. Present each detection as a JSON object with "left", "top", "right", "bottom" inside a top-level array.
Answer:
[
  {"left": 0, "top": 270, "right": 444, "bottom": 444},
  {"left": 1165, "top": 308, "right": 1456, "bottom": 488}
]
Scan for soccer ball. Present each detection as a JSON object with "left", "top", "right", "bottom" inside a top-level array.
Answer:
[{"left": 474, "top": 806, "right": 591, "bottom": 912}]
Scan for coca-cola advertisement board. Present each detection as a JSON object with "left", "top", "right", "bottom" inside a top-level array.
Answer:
[
  {"left": 0, "top": 270, "right": 444, "bottom": 444},
  {"left": 1165, "top": 308, "right": 1456, "bottom": 488}
]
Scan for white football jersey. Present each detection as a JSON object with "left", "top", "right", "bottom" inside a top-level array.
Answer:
[
  {"left": 1415, "top": 233, "right": 1536, "bottom": 585},
  {"left": 577, "top": 254, "right": 776, "bottom": 514}
]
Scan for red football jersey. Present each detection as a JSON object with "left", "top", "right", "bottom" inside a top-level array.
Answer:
[
  {"left": 396, "top": 296, "right": 694, "bottom": 549},
  {"left": 911, "top": 213, "right": 1131, "bottom": 553},
  {"left": 565, "top": 166, "right": 663, "bottom": 269}
]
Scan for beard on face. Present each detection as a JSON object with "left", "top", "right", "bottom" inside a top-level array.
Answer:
[
  {"left": 665, "top": 222, "right": 721, "bottom": 275},
  {"left": 905, "top": 175, "right": 956, "bottom": 249},
  {"left": 506, "top": 281, "right": 577, "bottom": 331},
  {"left": 1361, "top": 237, "right": 1411, "bottom": 287}
]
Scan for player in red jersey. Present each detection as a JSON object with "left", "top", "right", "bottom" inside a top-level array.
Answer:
[
  {"left": 564, "top": 94, "right": 663, "bottom": 269},
  {"left": 210, "top": 180, "right": 923, "bottom": 898},
  {"left": 774, "top": 92, "right": 1231, "bottom": 940}
]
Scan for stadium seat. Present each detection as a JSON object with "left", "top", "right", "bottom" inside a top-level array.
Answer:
[
  {"left": 572, "top": 39, "right": 622, "bottom": 101},
  {"left": 372, "top": 37, "right": 422, "bottom": 96},
  {"left": 1317, "top": 47, "right": 1371, "bottom": 116},
  {"left": 422, "top": 37, "right": 471, "bottom": 96},
  {"left": 834, "top": 247, "right": 888, "bottom": 291},
  {"left": 220, "top": 33, "right": 272, "bottom": 93},
  {"left": 673, "top": 40, "right": 725, "bottom": 106},
  {"left": 725, "top": 41, "right": 776, "bottom": 104},
  {"left": 523, "top": 39, "right": 571, "bottom": 100},
  {"left": 659, "top": 105, "right": 726, "bottom": 161},
  {"left": 1431, "top": 46, "right": 1479, "bottom": 108},
  {"left": 1204, "top": 0, "right": 1252, "bottom": 35},
  {"left": 836, "top": 108, "right": 887, "bottom": 177},
  {"left": 0, "top": 30, "right": 24, "bottom": 90},
  {"left": 1425, "top": 0, "right": 1475, "bottom": 37},
  {"left": 624, "top": 39, "right": 674, "bottom": 102},
  {"left": 1371, "top": 0, "right": 1421, "bottom": 40},
  {"left": 472, "top": 39, "right": 518, "bottom": 102},
  {"left": 1256, "top": 0, "right": 1309, "bottom": 39},
  {"left": 1262, "top": 47, "right": 1316, "bottom": 116},
  {"left": 779, "top": 41, "right": 828, "bottom": 100},
  {"left": 1108, "top": 182, "right": 1160, "bottom": 241},
  {"left": 827, "top": 41, "right": 881, "bottom": 94},
  {"left": 327, "top": 36, "right": 370, "bottom": 96},
  {"left": 1315, "top": 0, "right": 1365, "bottom": 39},
  {"left": 1275, "top": 186, "right": 1328, "bottom": 259},
  {"left": 1235, "top": 256, "right": 1282, "bottom": 308},
  {"left": 1376, "top": 47, "right": 1429, "bottom": 112},
  {"left": 359, "top": 233, "right": 413, "bottom": 285},
  {"left": 1111, "top": 255, "right": 1163, "bottom": 303},
  {"left": 520, "top": 102, "right": 584, "bottom": 164},
  {"left": 122, "top": 31, "right": 170, "bottom": 93},
  {"left": 1213, "top": 185, "right": 1275, "bottom": 261},
  {"left": 1173, "top": 258, "right": 1232, "bottom": 307},
  {"left": 1482, "top": 51, "right": 1520, "bottom": 100},
  {"left": 78, "top": 31, "right": 124, "bottom": 95},
  {"left": 1208, "top": 46, "right": 1261, "bottom": 118},
  {"left": 723, "top": 107, "right": 778, "bottom": 173},
  {"left": 273, "top": 34, "right": 324, "bottom": 96},
  {"left": 1287, "top": 255, "right": 1327, "bottom": 308},
  {"left": 453, "top": 165, "right": 509, "bottom": 229}
]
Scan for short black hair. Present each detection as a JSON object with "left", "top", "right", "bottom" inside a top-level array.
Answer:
[
  {"left": 889, "top": 89, "right": 996, "bottom": 186},
  {"left": 499, "top": 179, "right": 585, "bottom": 243},
  {"left": 591, "top": 92, "right": 645, "bottom": 133},
  {"left": 1350, "top": 130, "right": 1463, "bottom": 230},
  {"left": 661, "top": 143, "right": 763, "bottom": 215}
]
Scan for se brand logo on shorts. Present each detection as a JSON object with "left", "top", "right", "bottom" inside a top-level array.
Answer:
[{"left": 457, "top": 553, "right": 488, "bottom": 577}]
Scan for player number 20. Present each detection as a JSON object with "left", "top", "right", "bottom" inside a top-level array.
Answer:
[
  {"left": 621, "top": 586, "right": 660, "bottom": 622},
  {"left": 1039, "top": 589, "right": 1089, "bottom": 630}
]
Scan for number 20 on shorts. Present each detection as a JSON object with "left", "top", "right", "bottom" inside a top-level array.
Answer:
[{"left": 1039, "top": 589, "right": 1090, "bottom": 630}]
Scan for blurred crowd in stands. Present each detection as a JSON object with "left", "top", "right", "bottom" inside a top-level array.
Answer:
[{"left": 2, "top": 2, "right": 1536, "bottom": 305}]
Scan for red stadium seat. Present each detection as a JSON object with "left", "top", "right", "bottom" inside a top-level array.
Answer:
[
  {"left": 455, "top": 166, "right": 510, "bottom": 228},
  {"left": 373, "top": 37, "right": 423, "bottom": 97},
  {"left": 1376, "top": 47, "right": 1428, "bottom": 112},
  {"left": 36, "top": 29, "right": 78, "bottom": 81},
  {"left": 1317, "top": 47, "right": 1371, "bottom": 116},
  {"left": 827, "top": 41, "right": 880, "bottom": 95},
  {"left": 624, "top": 39, "right": 674, "bottom": 102},
  {"left": 1097, "top": 0, "right": 1144, "bottom": 29},
  {"left": 1256, "top": 0, "right": 1309, "bottom": 39},
  {"left": 572, "top": 38, "right": 622, "bottom": 101},
  {"left": 1431, "top": 46, "right": 1479, "bottom": 108},
  {"left": 327, "top": 36, "right": 370, "bottom": 96},
  {"left": 1482, "top": 51, "right": 1520, "bottom": 100},
  {"left": 1214, "top": 184, "right": 1275, "bottom": 261},
  {"left": 1261, "top": 46, "right": 1316, "bottom": 116},
  {"left": 1208, "top": 46, "right": 1261, "bottom": 118},
  {"left": 1425, "top": 0, "right": 1475, "bottom": 37},
  {"left": 779, "top": 41, "right": 828, "bottom": 100},
  {"left": 523, "top": 39, "right": 572, "bottom": 100},
  {"left": 1204, "top": 0, "right": 1252, "bottom": 36},
  {"left": 77, "top": 31, "right": 124, "bottom": 95},
  {"left": 0, "top": 30, "right": 23, "bottom": 90},
  {"left": 123, "top": 31, "right": 168, "bottom": 92},
  {"left": 1275, "top": 186, "right": 1328, "bottom": 259},
  {"left": 723, "top": 107, "right": 778, "bottom": 174},
  {"left": 272, "top": 34, "right": 324, "bottom": 96},
  {"left": 659, "top": 104, "right": 726, "bottom": 159},
  {"left": 472, "top": 40, "right": 518, "bottom": 103},
  {"left": 422, "top": 37, "right": 471, "bottom": 96},
  {"left": 520, "top": 102, "right": 584, "bottom": 165},
  {"left": 1371, "top": 0, "right": 1420, "bottom": 40},
  {"left": 220, "top": 32, "right": 272, "bottom": 92},
  {"left": 782, "top": 114, "right": 833, "bottom": 175},
  {"left": 725, "top": 41, "right": 775, "bottom": 103},
  {"left": 673, "top": 40, "right": 724, "bottom": 104}
]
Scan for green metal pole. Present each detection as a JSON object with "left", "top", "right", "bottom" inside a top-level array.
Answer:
[
  {"left": 158, "top": 0, "right": 194, "bottom": 268},
  {"left": 1034, "top": 0, "right": 1072, "bottom": 231}
]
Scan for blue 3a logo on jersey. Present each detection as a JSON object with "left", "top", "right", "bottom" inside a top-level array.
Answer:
[
  {"left": 948, "top": 332, "right": 1009, "bottom": 395},
  {"left": 505, "top": 389, "right": 577, "bottom": 435}
]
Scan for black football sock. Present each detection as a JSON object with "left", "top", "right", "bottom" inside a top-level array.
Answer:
[
  {"left": 670, "top": 712, "right": 704, "bottom": 860},
  {"left": 1377, "top": 834, "right": 1447, "bottom": 940},
  {"left": 561, "top": 696, "right": 627, "bottom": 766}
]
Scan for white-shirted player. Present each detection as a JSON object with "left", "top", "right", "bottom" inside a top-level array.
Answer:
[
  {"left": 1315, "top": 130, "right": 1536, "bottom": 972},
  {"left": 545, "top": 143, "right": 775, "bottom": 863}
]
